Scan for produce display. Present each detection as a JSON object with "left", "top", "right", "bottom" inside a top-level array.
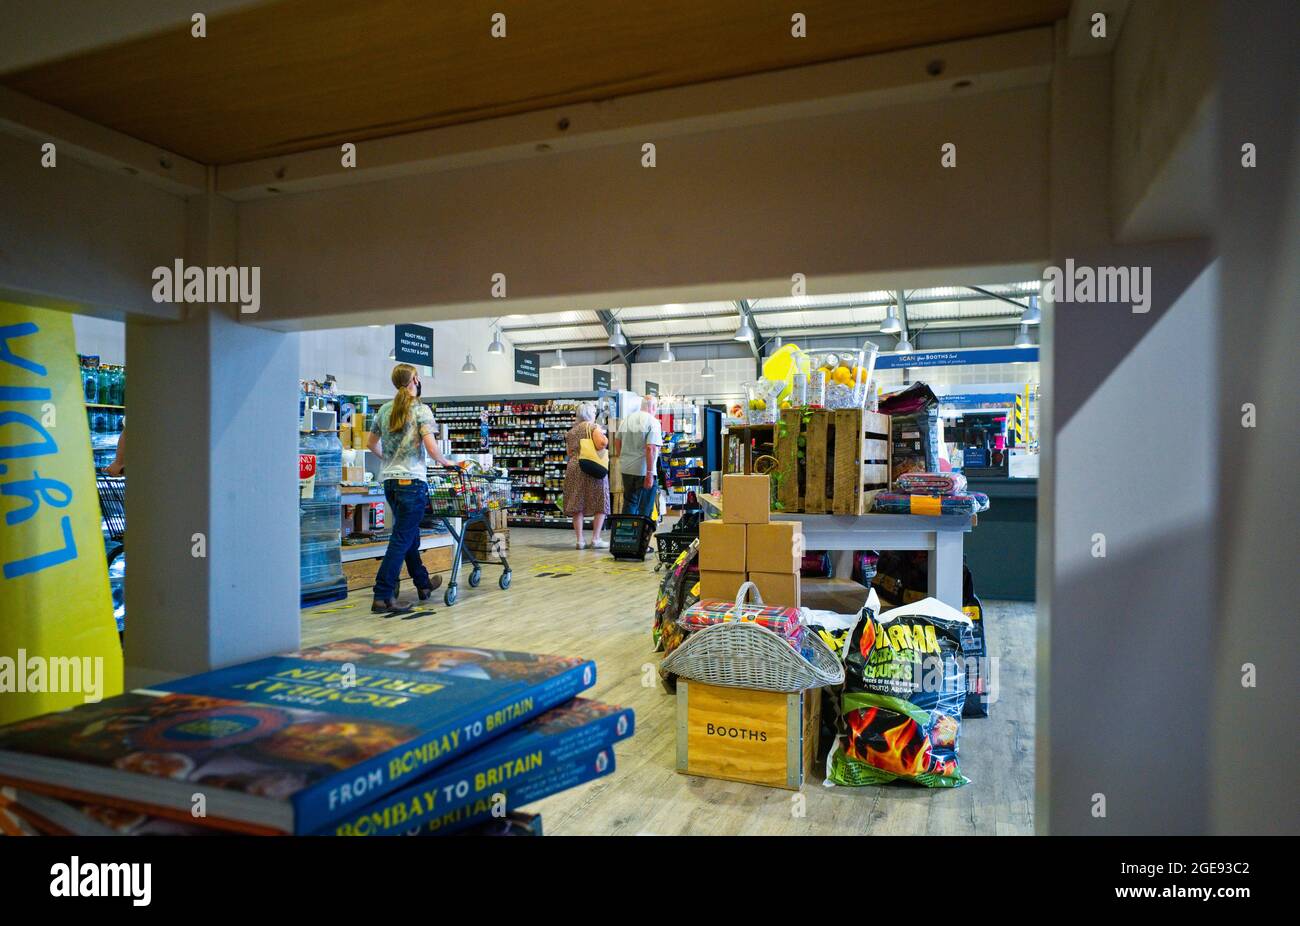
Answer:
[{"left": 743, "top": 342, "right": 880, "bottom": 422}]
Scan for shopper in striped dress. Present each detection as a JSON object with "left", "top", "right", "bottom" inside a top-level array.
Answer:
[{"left": 563, "top": 404, "right": 610, "bottom": 549}]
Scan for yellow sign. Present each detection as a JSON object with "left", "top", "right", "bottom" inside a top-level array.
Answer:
[{"left": 0, "top": 303, "right": 123, "bottom": 723}]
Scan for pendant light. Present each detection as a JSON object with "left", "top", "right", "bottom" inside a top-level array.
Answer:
[
  {"left": 387, "top": 348, "right": 396, "bottom": 360},
  {"left": 895, "top": 334, "right": 913, "bottom": 353},
  {"left": 551, "top": 349, "right": 567, "bottom": 369},
  {"left": 733, "top": 317, "right": 754, "bottom": 341},
  {"left": 700, "top": 346, "right": 716, "bottom": 378},
  {"left": 487, "top": 328, "right": 505, "bottom": 354},
  {"left": 880, "top": 305, "right": 902, "bottom": 335},
  {"left": 1020, "top": 294, "right": 1041, "bottom": 325},
  {"left": 1014, "top": 324, "right": 1034, "bottom": 348},
  {"left": 460, "top": 352, "right": 478, "bottom": 374},
  {"left": 659, "top": 340, "right": 675, "bottom": 363},
  {"left": 608, "top": 322, "right": 627, "bottom": 349}
]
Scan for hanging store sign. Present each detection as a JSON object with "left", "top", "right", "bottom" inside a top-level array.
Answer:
[
  {"left": 514, "top": 349, "right": 540, "bottom": 385},
  {"left": 393, "top": 324, "right": 433, "bottom": 367},
  {"left": 645, "top": 381, "right": 659, "bottom": 396},
  {"left": 593, "top": 368, "right": 611, "bottom": 391},
  {"left": 877, "top": 347, "right": 1039, "bottom": 369}
]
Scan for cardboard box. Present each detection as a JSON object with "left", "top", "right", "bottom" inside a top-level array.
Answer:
[
  {"left": 748, "top": 570, "right": 801, "bottom": 608},
  {"left": 698, "top": 521, "right": 747, "bottom": 573},
  {"left": 745, "top": 521, "right": 803, "bottom": 574},
  {"left": 677, "top": 680, "right": 819, "bottom": 790},
  {"left": 721, "top": 474, "right": 770, "bottom": 524},
  {"left": 698, "top": 570, "right": 746, "bottom": 603}
]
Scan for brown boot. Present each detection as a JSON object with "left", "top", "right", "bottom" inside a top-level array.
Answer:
[
  {"left": 372, "top": 598, "right": 414, "bottom": 615},
  {"left": 416, "top": 575, "right": 444, "bottom": 601}
]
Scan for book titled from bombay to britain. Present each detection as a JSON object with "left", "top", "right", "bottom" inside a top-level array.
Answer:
[
  {"left": 323, "top": 697, "right": 634, "bottom": 836},
  {"left": 0, "top": 639, "right": 595, "bottom": 834}
]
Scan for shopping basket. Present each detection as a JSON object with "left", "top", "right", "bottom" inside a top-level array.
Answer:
[{"left": 659, "top": 582, "right": 845, "bottom": 692}]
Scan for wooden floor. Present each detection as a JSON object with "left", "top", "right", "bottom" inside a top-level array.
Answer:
[{"left": 301, "top": 527, "right": 1035, "bottom": 836}]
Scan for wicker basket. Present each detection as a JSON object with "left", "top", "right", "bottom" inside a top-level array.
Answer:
[{"left": 660, "top": 583, "right": 845, "bottom": 692}]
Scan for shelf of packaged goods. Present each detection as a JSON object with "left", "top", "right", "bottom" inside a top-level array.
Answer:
[{"left": 339, "top": 531, "right": 454, "bottom": 563}]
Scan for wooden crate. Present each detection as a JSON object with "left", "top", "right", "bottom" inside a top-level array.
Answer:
[
  {"left": 341, "top": 542, "right": 453, "bottom": 592},
  {"left": 676, "top": 680, "right": 820, "bottom": 790},
  {"left": 723, "top": 424, "right": 776, "bottom": 475},
  {"left": 774, "top": 408, "right": 890, "bottom": 515},
  {"left": 465, "top": 522, "right": 509, "bottom": 562}
]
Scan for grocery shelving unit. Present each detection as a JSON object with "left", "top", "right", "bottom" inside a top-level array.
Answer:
[{"left": 430, "top": 391, "right": 612, "bottom": 528}]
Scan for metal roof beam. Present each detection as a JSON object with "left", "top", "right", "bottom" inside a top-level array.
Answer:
[
  {"left": 964, "top": 285, "right": 1031, "bottom": 311},
  {"left": 735, "top": 300, "right": 763, "bottom": 372}
]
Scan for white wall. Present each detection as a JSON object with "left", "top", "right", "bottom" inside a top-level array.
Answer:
[
  {"left": 237, "top": 85, "right": 1050, "bottom": 327},
  {"left": 628, "top": 357, "right": 754, "bottom": 402},
  {"left": 299, "top": 317, "right": 524, "bottom": 398},
  {"left": 0, "top": 131, "right": 186, "bottom": 320},
  {"left": 72, "top": 314, "right": 126, "bottom": 364}
]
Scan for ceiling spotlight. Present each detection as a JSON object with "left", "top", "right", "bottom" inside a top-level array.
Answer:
[
  {"left": 460, "top": 352, "right": 478, "bottom": 374},
  {"left": 880, "top": 306, "right": 902, "bottom": 335},
  {"left": 608, "top": 323, "right": 627, "bottom": 349},
  {"left": 1020, "top": 295, "right": 1041, "bottom": 325},
  {"left": 551, "top": 349, "right": 567, "bottom": 369},
  {"left": 487, "top": 329, "right": 505, "bottom": 354},
  {"left": 733, "top": 319, "right": 754, "bottom": 341},
  {"left": 1014, "top": 324, "right": 1034, "bottom": 348},
  {"left": 659, "top": 341, "right": 675, "bottom": 363},
  {"left": 895, "top": 335, "right": 913, "bottom": 353}
]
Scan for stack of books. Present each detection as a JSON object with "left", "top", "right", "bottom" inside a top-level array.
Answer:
[{"left": 0, "top": 638, "right": 634, "bottom": 836}]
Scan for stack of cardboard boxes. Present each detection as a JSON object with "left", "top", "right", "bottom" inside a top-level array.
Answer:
[{"left": 697, "top": 475, "right": 803, "bottom": 608}]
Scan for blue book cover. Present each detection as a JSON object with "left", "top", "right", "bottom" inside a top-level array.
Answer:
[
  {"left": 323, "top": 698, "right": 634, "bottom": 836},
  {"left": 0, "top": 638, "right": 595, "bottom": 834},
  {"left": 415, "top": 744, "right": 617, "bottom": 836}
]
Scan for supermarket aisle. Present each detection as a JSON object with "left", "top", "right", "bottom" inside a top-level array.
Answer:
[{"left": 300, "top": 528, "right": 1035, "bottom": 836}]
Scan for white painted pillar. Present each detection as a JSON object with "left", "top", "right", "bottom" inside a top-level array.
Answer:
[
  {"left": 1038, "top": 23, "right": 1217, "bottom": 834},
  {"left": 123, "top": 192, "right": 300, "bottom": 685}
]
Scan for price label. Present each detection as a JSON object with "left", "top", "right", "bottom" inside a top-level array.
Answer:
[{"left": 299, "top": 453, "right": 317, "bottom": 499}]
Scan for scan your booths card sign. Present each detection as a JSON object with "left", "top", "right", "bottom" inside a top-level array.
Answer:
[
  {"left": 515, "top": 349, "right": 540, "bottom": 386},
  {"left": 877, "top": 347, "right": 1039, "bottom": 370},
  {"left": 594, "top": 368, "right": 611, "bottom": 391},
  {"left": 394, "top": 324, "right": 433, "bottom": 367},
  {"left": 0, "top": 303, "right": 124, "bottom": 723}
]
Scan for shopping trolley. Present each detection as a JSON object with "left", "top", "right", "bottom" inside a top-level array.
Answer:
[
  {"left": 427, "top": 466, "right": 513, "bottom": 606},
  {"left": 95, "top": 474, "right": 127, "bottom": 633}
]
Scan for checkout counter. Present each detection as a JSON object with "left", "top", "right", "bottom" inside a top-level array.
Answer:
[{"left": 944, "top": 405, "right": 1038, "bottom": 601}]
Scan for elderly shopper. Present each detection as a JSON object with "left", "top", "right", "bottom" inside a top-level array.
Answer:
[{"left": 563, "top": 403, "right": 611, "bottom": 549}]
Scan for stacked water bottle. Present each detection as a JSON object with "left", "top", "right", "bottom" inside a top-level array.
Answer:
[{"left": 298, "top": 428, "right": 346, "bottom": 599}]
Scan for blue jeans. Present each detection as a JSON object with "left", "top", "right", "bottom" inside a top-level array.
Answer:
[
  {"left": 621, "top": 473, "right": 657, "bottom": 520},
  {"left": 374, "top": 479, "right": 431, "bottom": 601}
]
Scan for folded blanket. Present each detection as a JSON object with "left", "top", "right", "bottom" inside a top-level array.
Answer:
[
  {"left": 895, "top": 471, "right": 968, "bottom": 496},
  {"left": 872, "top": 492, "right": 989, "bottom": 517},
  {"left": 678, "top": 599, "right": 805, "bottom": 647}
]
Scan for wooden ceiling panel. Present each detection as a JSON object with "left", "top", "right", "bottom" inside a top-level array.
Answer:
[{"left": 1, "top": 0, "right": 1069, "bottom": 164}]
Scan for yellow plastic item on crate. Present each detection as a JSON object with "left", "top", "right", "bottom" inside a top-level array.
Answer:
[{"left": 761, "top": 343, "right": 809, "bottom": 403}]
